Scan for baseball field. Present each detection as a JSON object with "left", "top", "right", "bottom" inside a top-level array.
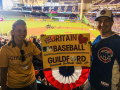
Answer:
[{"left": 0, "top": 20, "right": 100, "bottom": 41}]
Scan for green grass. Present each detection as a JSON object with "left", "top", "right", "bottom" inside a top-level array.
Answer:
[
  {"left": 0, "top": 20, "right": 97, "bottom": 41},
  {"left": 90, "top": 30, "right": 100, "bottom": 37},
  {"left": 43, "top": 29, "right": 89, "bottom": 35},
  {"left": 0, "top": 21, "right": 91, "bottom": 32},
  {"left": 0, "top": 20, "right": 92, "bottom": 33},
  {"left": 25, "top": 21, "right": 92, "bottom": 29},
  {"left": 0, "top": 21, "right": 14, "bottom": 34}
]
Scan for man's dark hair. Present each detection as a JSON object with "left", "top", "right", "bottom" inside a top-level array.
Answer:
[{"left": 8, "top": 20, "right": 28, "bottom": 47}]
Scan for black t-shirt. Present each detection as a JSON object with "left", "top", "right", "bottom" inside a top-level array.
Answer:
[{"left": 90, "top": 34, "right": 120, "bottom": 90}]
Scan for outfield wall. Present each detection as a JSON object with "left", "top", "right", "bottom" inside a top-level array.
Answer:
[
  {"left": 1, "top": 15, "right": 91, "bottom": 26},
  {"left": 2, "top": 17, "right": 78, "bottom": 22}
]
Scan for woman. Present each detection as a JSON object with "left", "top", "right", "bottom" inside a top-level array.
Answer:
[{"left": 0, "top": 20, "right": 42, "bottom": 90}]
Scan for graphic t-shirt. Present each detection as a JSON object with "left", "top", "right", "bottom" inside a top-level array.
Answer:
[
  {"left": 90, "top": 34, "right": 120, "bottom": 90},
  {"left": 0, "top": 41, "right": 41, "bottom": 88}
]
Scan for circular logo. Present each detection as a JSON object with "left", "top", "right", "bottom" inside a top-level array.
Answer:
[
  {"left": 100, "top": 10, "right": 106, "bottom": 15},
  {"left": 70, "top": 56, "right": 76, "bottom": 61},
  {"left": 98, "top": 47, "right": 113, "bottom": 63}
]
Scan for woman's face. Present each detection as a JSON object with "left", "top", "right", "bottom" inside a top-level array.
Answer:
[{"left": 12, "top": 24, "right": 27, "bottom": 42}]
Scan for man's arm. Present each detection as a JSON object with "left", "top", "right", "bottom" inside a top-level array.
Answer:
[
  {"left": 1, "top": 67, "right": 7, "bottom": 90},
  {"left": 117, "top": 66, "right": 120, "bottom": 90},
  {"left": 118, "top": 79, "right": 120, "bottom": 90}
]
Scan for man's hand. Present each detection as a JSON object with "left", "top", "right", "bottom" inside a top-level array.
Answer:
[
  {"left": 117, "top": 66, "right": 120, "bottom": 90},
  {"left": 40, "top": 34, "right": 46, "bottom": 45},
  {"left": 88, "top": 41, "right": 92, "bottom": 46},
  {"left": 88, "top": 41, "right": 92, "bottom": 55}
]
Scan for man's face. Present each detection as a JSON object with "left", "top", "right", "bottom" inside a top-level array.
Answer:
[
  {"left": 96, "top": 16, "right": 114, "bottom": 35},
  {"left": 12, "top": 24, "right": 27, "bottom": 42}
]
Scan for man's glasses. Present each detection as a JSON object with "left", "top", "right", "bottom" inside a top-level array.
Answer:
[{"left": 20, "top": 50, "right": 25, "bottom": 62}]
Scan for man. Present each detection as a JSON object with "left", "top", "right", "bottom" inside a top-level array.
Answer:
[{"left": 89, "top": 9, "right": 120, "bottom": 90}]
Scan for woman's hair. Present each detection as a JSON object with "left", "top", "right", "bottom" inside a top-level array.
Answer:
[
  {"left": 8, "top": 20, "right": 28, "bottom": 47},
  {"left": 12, "top": 20, "right": 26, "bottom": 31}
]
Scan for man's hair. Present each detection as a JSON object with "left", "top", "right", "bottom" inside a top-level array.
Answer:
[
  {"left": 8, "top": 20, "right": 28, "bottom": 47},
  {"left": 12, "top": 20, "right": 26, "bottom": 31}
]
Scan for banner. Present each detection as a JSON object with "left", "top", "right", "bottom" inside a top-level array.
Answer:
[
  {"left": 41, "top": 34, "right": 91, "bottom": 69},
  {"left": 50, "top": 11, "right": 58, "bottom": 13},
  {"left": 28, "top": 19, "right": 34, "bottom": 21},
  {"left": 58, "top": 12, "right": 72, "bottom": 14},
  {"left": 65, "top": 21, "right": 70, "bottom": 23},
  {"left": 59, "top": 19, "right": 64, "bottom": 22},
  {"left": 34, "top": 19, "right": 43, "bottom": 21},
  {"left": 45, "top": 19, "right": 51, "bottom": 21}
]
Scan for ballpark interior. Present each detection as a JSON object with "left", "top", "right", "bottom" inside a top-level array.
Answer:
[{"left": 0, "top": 0, "right": 120, "bottom": 90}]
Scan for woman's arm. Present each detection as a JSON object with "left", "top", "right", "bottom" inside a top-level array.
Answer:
[
  {"left": 118, "top": 79, "right": 120, "bottom": 90},
  {"left": 34, "top": 54, "right": 43, "bottom": 61},
  {"left": 1, "top": 67, "right": 7, "bottom": 90}
]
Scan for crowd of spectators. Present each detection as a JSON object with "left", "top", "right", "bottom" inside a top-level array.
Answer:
[
  {"left": 69, "top": 14, "right": 77, "bottom": 20},
  {"left": 112, "top": 15, "right": 120, "bottom": 32},
  {"left": 32, "top": 7, "right": 42, "bottom": 13},
  {"left": 92, "top": 0, "right": 120, "bottom": 5},
  {"left": 10, "top": 5, "right": 79, "bottom": 20},
  {"left": 85, "top": 15, "right": 96, "bottom": 26},
  {"left": 56, "top": 14, "right": 70, "bottom": 17},
  {"left": 0, "top": 32, "right": 9, "bottom": 48},
  {"left": 11, "top": 6, "right": 79, "bottom": 13},
  {"left": 85, "top": 15, "right": 120, "bottom": 33},
  {"left": 22, "top": 7, "right": 32, "bottom": 11},
  {"left": 25, "top": 14, "right": 50, "bottom": 19}
]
